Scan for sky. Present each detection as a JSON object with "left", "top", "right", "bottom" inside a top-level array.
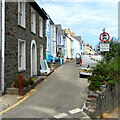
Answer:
[{"left": 36, "top": 0, "right": 118, "bottom": 48}]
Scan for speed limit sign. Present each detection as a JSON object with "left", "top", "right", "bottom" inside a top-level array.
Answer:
[{"left": 99, "top": 32, "right": 110, "bottom": 42}]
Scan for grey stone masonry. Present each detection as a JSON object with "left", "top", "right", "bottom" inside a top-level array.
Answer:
[
  {"left": 0, "top": 1, "right": 2, "bottom": 90},
  {"left": 83, "top": 81, "right": 120, "bottom": 118},
  {"left": 5, "top": 2, "right": 47, "bottom": 89}
]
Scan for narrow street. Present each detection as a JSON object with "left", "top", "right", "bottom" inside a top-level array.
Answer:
[{"left": 3, "top": 61, "right": 90, "bottom": 119}]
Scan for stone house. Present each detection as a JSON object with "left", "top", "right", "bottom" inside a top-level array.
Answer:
[
  {"left": 2, "top": 1, "right": 47, "bottom": 91},
  {"left": 56, "top": 24, "right": 66, "bottom": 59}
]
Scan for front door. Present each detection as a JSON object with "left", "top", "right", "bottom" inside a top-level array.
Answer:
[{"left": 31, "top": 40, "right": 37, "bottom": 77}]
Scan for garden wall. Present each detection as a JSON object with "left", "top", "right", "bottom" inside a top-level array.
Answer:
[{"left": 84, "top": 81, "right": 120, "bottom": 118}]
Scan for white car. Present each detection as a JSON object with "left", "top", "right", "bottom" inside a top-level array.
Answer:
[{"left": 79, "top": 54, "right": 103, "bottom": 77}]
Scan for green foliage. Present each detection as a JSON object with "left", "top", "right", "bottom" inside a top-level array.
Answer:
[
  {"left": 14, "top": 79, "right": 19, "bottom": 88},
  {"left": 14, "top": 77, "right": 34, "bottom": 88},
  {"left": 88, "top": 38, "right": 120, "bottom": 92},
  {"left": 28, "top": 78, "right": 34, "bottom": 85},
  {"left": 22, "top": 78, "right": 29, "bottom": 87}
]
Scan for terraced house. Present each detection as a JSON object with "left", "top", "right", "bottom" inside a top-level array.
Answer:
[{"left": 1, "top": 0, "right": 47, "bottom": 92}]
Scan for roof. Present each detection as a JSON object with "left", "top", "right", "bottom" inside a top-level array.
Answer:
[
  {"left": 30, "top": 1, "right": 48, "bottom": 19},
  {"left": 73, "top": 36, "right": 82, "bottom": 42}
]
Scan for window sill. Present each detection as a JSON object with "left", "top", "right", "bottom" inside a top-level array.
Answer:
[
  {"left": 18, "top": 24, "right": 26, "bottom": 29},
  {"left": 39, "top": 36, "right": 43, "bottom": 39},
  {"left": 31, "top": 31, "right": 36, "bottom": 35},
  {"left": 18, "top": 69, "right": 26, "bottom": 73}
]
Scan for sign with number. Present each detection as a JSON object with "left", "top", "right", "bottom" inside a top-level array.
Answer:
[
  {"left": 99, "top": 32, "right": 110, "bottom": 42},
  {"left": 100, "top": 43, "right": 110, "bottom": 51}
]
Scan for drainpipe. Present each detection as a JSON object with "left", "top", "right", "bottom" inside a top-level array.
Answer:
[{"left": 1, "top": 0, "right": 5, "bottom": 92}]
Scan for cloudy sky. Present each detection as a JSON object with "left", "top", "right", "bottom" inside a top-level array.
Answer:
[{"left": 36, "top": 0, "right": 118, "bottom": 48}]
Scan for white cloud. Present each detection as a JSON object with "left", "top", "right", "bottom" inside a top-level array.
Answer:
[
  {"left": 36, "top": 0, "right": 118, "bottom": 48},
  {"left": 37, "top": 0, "right": 119, "bottom": 3}
]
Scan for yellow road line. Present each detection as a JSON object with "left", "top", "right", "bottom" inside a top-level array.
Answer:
[
  {"left": 0, "top": 96, "right": 28, "bottom": 115},
  {"left": 0, "top": 89, "right": 37, "bottom": 115}
]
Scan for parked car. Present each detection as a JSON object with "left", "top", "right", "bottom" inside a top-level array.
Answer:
[{"left": 79, "top": 54, "right": 103, "bottom": 77}]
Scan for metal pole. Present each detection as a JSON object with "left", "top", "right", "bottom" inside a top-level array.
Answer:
[{"left": 18, "top": 75, "right": 23, "bottom": 96}]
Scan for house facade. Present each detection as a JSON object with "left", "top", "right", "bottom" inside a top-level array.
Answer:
[
  {"left": 46, "top": 16, "right": 54, "bottom": 62},
  {"left": 73, "top": 36, "right": 85, "bottom": 55},
  {"left": 50, "top": 24, "right": 57, "bottom": 62},
  {"left": 4, "top": 1, "right": 47, "bottom": 90},
  {"left": 56, "top": 24, "right": 66, "bottom": 58},
  {"left": 64, "top": 28, "right": 85, "bottom": 59}
]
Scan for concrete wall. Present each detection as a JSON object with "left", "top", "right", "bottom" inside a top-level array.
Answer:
[{"left": 5, "top": 2, "right": 46, "bottom": 89}]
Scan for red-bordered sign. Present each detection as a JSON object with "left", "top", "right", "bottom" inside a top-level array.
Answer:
[{"left": 99, "top": 32, "right": 110, "bottom": 42}]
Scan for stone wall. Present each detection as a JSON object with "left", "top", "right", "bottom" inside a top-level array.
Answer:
[
  {"left": 83, "top": 81, "right": 120, "bottom": 118},
  {"left": 0, "top": 1, "right": 2, "bottom": 90},
  {"left": 5, "top": 2, "right": 46, "bottom": 89}
]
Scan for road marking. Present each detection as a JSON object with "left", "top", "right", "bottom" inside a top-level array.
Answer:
[
  {"left": 69, "top": 108, "right": 82, "bottom": 114},
  {"left": 0, "top": 96, "right": 28, "bottom": 115},
  {"left": 54, "top": 113, "right": 68, "bottom": 118}
]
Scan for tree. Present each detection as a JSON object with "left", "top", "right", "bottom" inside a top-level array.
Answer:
[{"left": 88, "top": 38, "right": 120, "bottom": 92}]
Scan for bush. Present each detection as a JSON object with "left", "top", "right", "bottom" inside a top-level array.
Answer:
[
  {"left": 22, "top": 78, "right": 29, "bottom": 87},
  {"left": 88, "top": 40, "right": 120, "bottom": 92},
  {"left": 28, "top": 78, "right": 34, "bottom": 85}
]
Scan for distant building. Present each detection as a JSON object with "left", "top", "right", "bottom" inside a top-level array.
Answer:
[
  {"left": 84, "top": 46, "right": 97, "bottom": 55},
  {"left": 64, "top": 28, "right": 85, "bottom": 58},
  {"left": 73, "top": 36, "right": 85, "bottom": 55}
]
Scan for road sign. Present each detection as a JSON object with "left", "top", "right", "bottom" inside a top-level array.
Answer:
[
  {"left": 99, "top": 32, "right": 110, "bottom": 42},
  {"left": 100, "top": 43, "right": 110, "bottom": 51}
]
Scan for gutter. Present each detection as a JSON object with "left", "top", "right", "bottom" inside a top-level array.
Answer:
[{"left": 1, "top": 0, "right": 5, "bottom": 92}]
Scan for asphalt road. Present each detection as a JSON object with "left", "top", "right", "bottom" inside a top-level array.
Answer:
[{"left": 3, "top": 61, "right": 90, "bottom": 119}]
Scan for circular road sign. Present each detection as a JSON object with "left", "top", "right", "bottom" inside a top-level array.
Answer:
[{"left": 99, "top": 32, "right": 110, "bottom": 42}]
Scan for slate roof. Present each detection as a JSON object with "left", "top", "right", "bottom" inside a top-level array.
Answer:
[{"left": 72, "top": 36, "right": 82, "bottom": 42}]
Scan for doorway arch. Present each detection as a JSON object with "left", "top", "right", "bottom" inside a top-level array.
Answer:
[{"left": 31, "top": 40, "right": 37, "bottom": 77}]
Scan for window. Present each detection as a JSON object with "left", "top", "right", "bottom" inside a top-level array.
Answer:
[
  {"left": 80, "top": 43, "right": 82, "bottom": 50},
  {"left": 39, "top": 16, "right": 43, "bottom": 37},
  {"left": 18, "top": 0, "right": 25, "bottom": 28},
  {"left": 31, "top": 8, "right": 36, "bottom": 34},
  {"left": 18, "top": 39, "right": 26, "bottom": 71}
]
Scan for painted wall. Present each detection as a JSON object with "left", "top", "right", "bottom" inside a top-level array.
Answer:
[{"left": 66, "top": 35, "right": 72, "bottom": 58}]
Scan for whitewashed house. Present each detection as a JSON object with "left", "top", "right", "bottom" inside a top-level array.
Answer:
[
  {"left": 45, "top": 16, "right": 54, "bottom": 62},
  {"left": 73, "top": 36, "right": 85, "bottom": 55},
  {"left": 50, "top": 24, "right": 57, "bottom": 62}
]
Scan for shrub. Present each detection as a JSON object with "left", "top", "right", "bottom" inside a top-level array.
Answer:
[
  {"left": 22, "top": 78, "right": 29, "bottom": 87},
  {"left": 88, "top": 40, "right": 120, "bottom": 92},
  {"left": 28, "top": 78, "right": 34, "bottom": 85}
]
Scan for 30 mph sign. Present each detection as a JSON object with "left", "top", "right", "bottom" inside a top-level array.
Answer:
[{"left": 99, "top": 32, "right": 110, "bottom": 42}]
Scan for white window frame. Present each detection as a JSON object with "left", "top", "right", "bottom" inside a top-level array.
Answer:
[
  {"left": 31, "top": 7, "right": 36, "bottom": 34},
  {"left": 39, "top": 16, "right": 43, "bottom": 38},
  {"left": 18, "top": 0, "right": 25, "bottom": 28},
  {"left": 18, "top": 39, "right": 26, "bottom": 71}
]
